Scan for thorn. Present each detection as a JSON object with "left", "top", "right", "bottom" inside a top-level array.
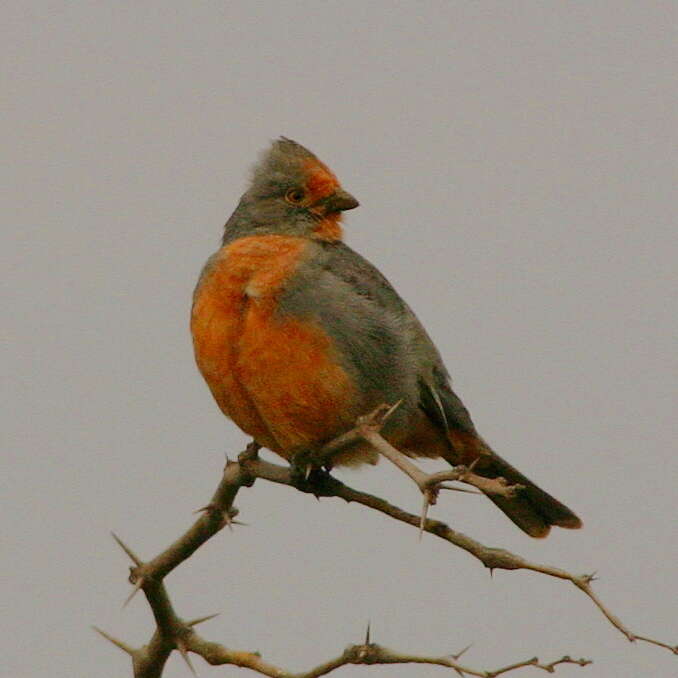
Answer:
[
  {"left": 304, "top": 464, "right": 312, "bottom": 481},
  {"left": 452, "top": 643, "right": 472, "bottom": 660},
  {"left": 187, "top": 612, "right": 220, "bottom": 627},
  {"left": 382, "top": 398, "right": 403, "bottom": 422},
  {"left": 111, "top": 532, "right": 142, "bottom": 566},
  {"left": 221, "top": 506, "right": 241, "bottom": 531},
  {"left": 488, "top": 568, "right": 494, "bottom": 578},
  {"left": 364, "top": 620, "right": 371, "bottom": 645},
  {"left": 419, "top": 494, "right": 430, "bottom": 541},
  {"left": 122, "top": 577, "right": 144, "bottom": 608},
  {"left": 92, "top": 626, "right": 135, "bottom": 656},
  {"left": 194, "top": 503, "right": 213, "bottom": 515},
  {"left": 177, "top": 639, "right": 197, "bottom": 676}
]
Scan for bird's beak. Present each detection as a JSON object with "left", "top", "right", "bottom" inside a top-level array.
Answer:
[{"left": 322, "top": 189, "right": 359, "bottom": 213}]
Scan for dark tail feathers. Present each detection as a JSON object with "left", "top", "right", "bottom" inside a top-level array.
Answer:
[{"left": 470, "top": 451, "right": 582, "bottom": 538}]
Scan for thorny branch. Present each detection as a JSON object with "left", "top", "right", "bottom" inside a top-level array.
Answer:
[{"left": 98, "top": 407, "right": 678, "bottom": 676}]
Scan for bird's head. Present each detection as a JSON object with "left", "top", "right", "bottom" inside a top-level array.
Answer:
[{"left": 223, "top": 137, "right": 359, "bottom": 244}]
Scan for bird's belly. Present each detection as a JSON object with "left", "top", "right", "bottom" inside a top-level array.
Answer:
[{"left": 191, "top": 237, "right": 357, "bottom": 457}]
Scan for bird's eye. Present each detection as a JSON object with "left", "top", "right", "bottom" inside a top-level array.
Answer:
[{"left": 285, "top": 188, "right": 306, "bottom": 205}]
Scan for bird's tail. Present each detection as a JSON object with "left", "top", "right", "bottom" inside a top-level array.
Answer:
[
  {"left": 478, "top": 451, "right": 582, "bottom": 537},
  {"left": 446, "top": 431, "right": 582, "bottom": 538}
]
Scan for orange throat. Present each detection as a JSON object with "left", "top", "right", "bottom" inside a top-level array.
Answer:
[{"left": 312, "top": 212, "right": 343, "bottom": 241}]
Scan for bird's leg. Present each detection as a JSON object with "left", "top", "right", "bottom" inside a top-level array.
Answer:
[{"left": 289, "top": 404, "right": 401, "bottom": 492}]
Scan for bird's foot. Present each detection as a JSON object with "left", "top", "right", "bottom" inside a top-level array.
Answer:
[{"left": 289, "top": 454, "right": 339, "bottom": 497}]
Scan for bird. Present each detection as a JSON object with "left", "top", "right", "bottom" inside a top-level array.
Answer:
[{"left": 191, "top": 138, "right": 582, "bottom": 538}]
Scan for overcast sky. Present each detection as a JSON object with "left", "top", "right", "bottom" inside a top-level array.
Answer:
[{"left": 3, "top": 3, "right": 677, "bottom": 677}]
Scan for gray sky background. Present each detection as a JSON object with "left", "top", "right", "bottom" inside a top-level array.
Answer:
[{"left": 3, "top": 3, "right": 676, "bottom": 677}]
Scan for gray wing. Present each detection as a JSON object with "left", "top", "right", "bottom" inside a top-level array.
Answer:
[
  {"left": 327, "top": 242, "right": 477, "bottom": 435},
  {"left": 281, "top": 241, "right": 476, "bottom": 433}
]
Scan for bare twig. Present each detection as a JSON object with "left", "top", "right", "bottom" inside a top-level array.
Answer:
[
  {"left": 96, "top": 614, "right": 591, "bottom": 678},
  {"left": 239, "top": 456, "right": 676, "bottom": 654},
  {"left": 100, "top": 409, "right": 676, "bottom": 676},
  {"left": 350, "top": 407, "right": 521, "bottom": 535},
  {"left": 355, "top": 406, "right": 517, "bottom": 497}
]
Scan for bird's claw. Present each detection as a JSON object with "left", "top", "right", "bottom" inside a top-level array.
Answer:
[{"left": 289, "top": 456, "right": 337, "bottom": 497}]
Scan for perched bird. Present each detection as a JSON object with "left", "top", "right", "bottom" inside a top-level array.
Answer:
[{"left": 191, "top": 138, "right": 582, "bottom": 537}]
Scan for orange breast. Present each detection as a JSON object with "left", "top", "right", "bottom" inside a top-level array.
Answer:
[{"left": 191, "top": 235, "right": 356, "bottom": 457}]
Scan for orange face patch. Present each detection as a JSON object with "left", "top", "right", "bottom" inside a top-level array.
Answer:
[
  {"left": 303, "top": 159, "right": 344, "bottom": 242},
  {"left": 304, "top": 159, "right": 340, "bottom": 202},
  {"left": 191, "top": 235, "right": 356, "bottom": 456}
]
